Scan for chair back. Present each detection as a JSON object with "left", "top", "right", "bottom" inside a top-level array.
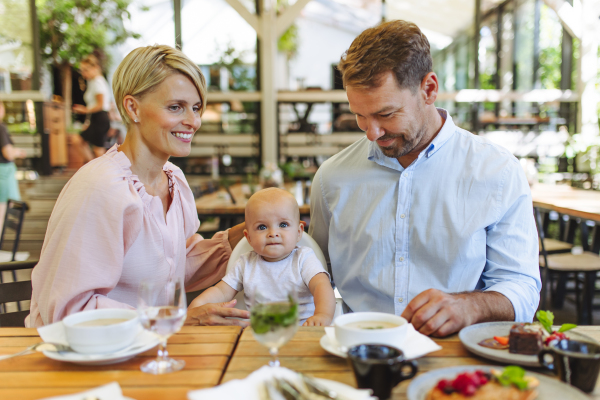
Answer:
[
  {"left": 0, "top": 200, "right": 29, "bottom": 263},
  {"left": 0, "top": 260, "right": 37, "bottom": 327},
  {"left": 226, "top": 233, "right": 342, "bottom": 318}
]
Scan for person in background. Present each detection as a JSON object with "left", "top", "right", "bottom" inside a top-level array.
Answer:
[
  {"left": 0, "top": 101, "right": 26, "bottom": 231},
  {"left": 72, "top": 51, "right": 111, "bottom": 161}
]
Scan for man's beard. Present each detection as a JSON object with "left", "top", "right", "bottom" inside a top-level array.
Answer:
[{"left": 377, "top": 133, "right": 418, "bottom": 159}]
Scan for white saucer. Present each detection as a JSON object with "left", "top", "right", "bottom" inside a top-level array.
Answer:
[
  {"left": 43, "top": 330, "right": 160, "bottom": 365},
  {"left": 319, "top": 334, "right": 347, "bottom": 358}
]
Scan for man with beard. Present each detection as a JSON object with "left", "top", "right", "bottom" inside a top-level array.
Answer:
[{"left": 308, "top": 20, "right": 540, "bottom": 337}]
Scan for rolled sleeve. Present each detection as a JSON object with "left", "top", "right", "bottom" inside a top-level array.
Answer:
[
  {"left": 308, "top": 168, "right": 331, "bottom": 266},
  {"left": 482, "top": 164, "right": 541, "bottom": 322}
]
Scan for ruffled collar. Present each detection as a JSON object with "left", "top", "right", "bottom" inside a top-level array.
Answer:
[{"left": 105, "top": 145, "right": 179, "bottom": 206}]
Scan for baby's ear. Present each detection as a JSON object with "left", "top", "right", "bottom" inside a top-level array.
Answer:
[{"left": 243, "top": 229, "right": 250, "bottom": 242}]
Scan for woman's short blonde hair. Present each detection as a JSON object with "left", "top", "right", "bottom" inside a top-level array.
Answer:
[{"left": 112, "top": 45, "right": 207, "bottom": 126}]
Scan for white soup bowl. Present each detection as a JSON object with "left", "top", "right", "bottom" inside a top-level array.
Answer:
[
  {"left": 62, "top": 309, "right": 140, "bottom": 354},
  {"left": 334, "top": 312, "right": 408, "bottom": 349}
]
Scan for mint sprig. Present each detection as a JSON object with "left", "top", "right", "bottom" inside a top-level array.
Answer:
[
  {"left": 498, "top": 366, "right": 529, "bottom": 390},
  {"left": 535, "top": 310, "right": 577, "bottom": 334}
]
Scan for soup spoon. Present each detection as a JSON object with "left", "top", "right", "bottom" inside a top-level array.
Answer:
[{"left": 0, "top": 342, "right": 71, "bottom": 361}]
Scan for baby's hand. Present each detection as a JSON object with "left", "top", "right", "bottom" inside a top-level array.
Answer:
[{"left": 302, "top": 313, "right": 332, "bottom": 327}]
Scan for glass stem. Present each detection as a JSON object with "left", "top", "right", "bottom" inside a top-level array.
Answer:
[
  {"left": 157, "top": 339, "right": 168, "bottom": 361},
  {"left": 269, "top": 347, "right": 280, "bottom": 367}
]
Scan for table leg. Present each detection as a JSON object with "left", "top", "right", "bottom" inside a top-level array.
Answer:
[
  {"left": 552, "top": 271, "right": 567, "bottom": 309},
  {"left": 579, "top": 271, "right": 596, "bottom": 325}
]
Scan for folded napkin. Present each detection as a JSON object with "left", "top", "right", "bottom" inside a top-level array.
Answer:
[
  {"left": 38, "top": 382, "right": 124, "bottom": 400},
  {"left": 324, "top": 323, "right": 442, "bottom": 360},
  {"left": 38, "top": 321, "right": 155, "bottom": 357},
  {"left": 188, "top": 366, "right": 373, "bottom": 400}
]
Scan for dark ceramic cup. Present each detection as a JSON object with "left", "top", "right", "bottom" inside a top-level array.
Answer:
[
  {"left": 538, "top": 339, "right": 600, "bottom": 393},
  {"left": 347, "top": 344, "right": 418, "bottom": 400}
]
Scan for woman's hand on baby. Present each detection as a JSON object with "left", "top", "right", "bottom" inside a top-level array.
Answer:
[
  {"left": 185, "top": 299, "right": 250, "bottom": 327},
  {"left": 302, "top": 313, "right": 333, "bottom": 327}
]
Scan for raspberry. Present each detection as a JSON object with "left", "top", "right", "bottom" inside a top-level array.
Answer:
[{"left": 463, "top": 384, "right": 477, "bottom": 396}]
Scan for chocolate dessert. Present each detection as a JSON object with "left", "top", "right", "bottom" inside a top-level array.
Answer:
[{"left": 509, "top": 324, "right": 543, "bottom": 355}]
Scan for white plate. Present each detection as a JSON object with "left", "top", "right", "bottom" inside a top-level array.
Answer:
[
  {"left": 459, "top": 321, "right": 598, "bottom": 367},
  {"left": 320, "top": 334, "right": 347, "bottom": 358},
  {"left": 43, "top": 330, "right": 160, "bottom": 365},
  {"left": 407, "top": 365, "right": 588, "bottom": 400}
]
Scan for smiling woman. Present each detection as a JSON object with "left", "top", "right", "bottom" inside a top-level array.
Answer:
[{"left": 27, "top": 45, "right": 249, "bottom": 328}]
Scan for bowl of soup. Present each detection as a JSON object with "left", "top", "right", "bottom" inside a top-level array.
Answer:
[
  {"left": 62, "top": 309, "right": 140, "bottom": 354},
  {"left": 334, "top": 312, "right": 408, "bottom": 349}
]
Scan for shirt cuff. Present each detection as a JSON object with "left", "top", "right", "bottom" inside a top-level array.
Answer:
[{"left": 484, "top": 281, "right": 539, "bottom": 323}]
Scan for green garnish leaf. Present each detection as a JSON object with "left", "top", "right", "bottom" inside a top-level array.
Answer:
[
  {"left": 536, "top": 310, "right": 554, "bottom": 334},
  {"left": 558, "top": 323, "right": 577, "bottom": 333},
  {"left": 498, "top": 366, "right": 529, "bottom": 390},
  {"left": 250, "top": 296, "right": 298, "bottom": 334}
]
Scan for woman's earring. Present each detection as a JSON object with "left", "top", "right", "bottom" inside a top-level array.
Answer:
[{"left": 134, "top": 119, "right": 138, "bottom": 123}]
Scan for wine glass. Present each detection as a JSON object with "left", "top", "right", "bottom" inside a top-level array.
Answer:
[
  {"left": 137, "top": 277, "right": 187, "bottom": 374},
  {"left": 250, "top": 289, "right": 298, "bottom": 367}
]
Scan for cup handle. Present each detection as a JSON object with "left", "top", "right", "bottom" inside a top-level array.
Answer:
[
  {"left": 394, "top": 360, "right": 418, "bottom": 385},
  {"left": 538, "top": 349, "right": 555, "bottom": 371}
]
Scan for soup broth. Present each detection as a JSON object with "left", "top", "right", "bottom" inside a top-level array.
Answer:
[
  {"left": 74, "top": 318, "right": 130, "bottom": 327},
  {"left": 344, "top": 321, "right": 399, "bottom": 330}
]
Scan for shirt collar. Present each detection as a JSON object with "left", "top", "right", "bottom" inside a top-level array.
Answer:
[{"left": 367, "top": 108, "right": 456, "bottom": 170}]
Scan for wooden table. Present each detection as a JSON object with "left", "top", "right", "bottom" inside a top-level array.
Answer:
[
  {"left": 2, "top": 325, "right": 600, "bottom": 399},
  {"left": 531, "top": 183, "right": 600, "bottom": 223},
  {"left": 223, "top": 326, "right": 600, "bottom": 399},
  {"left": 0, "top": 326, "right": 242, "bottom": 400}
]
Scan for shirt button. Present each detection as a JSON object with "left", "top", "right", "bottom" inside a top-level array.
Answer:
[
  {"left": 399, "top": 257, "right": 404, "bottom": 262},
  {"left": 400, "top": 214, "right": 406, "bottom": 219},
  {"left": 398, "top": 297, "right": 403, "bottom": 303}
]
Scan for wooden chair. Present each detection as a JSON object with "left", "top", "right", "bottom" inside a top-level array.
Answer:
[
  {"left": 0, "top": 200, "right": 29, "bottom": 265},
  {"left": 0, "top": 260, "right": 37, "bottom": 327},
  {"left": 536, "top": 207, "right": 600, "bottom": 324}
]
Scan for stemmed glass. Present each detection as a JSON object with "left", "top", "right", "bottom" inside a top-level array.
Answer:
[
  {"left": 250, "top": 289, "right": 298, "bottom": 367},
  {"left": 137, "top": 277, "right": 187, "bottom": 374}
]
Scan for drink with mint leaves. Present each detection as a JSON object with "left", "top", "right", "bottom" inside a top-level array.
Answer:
[{"left": 250, "top": 294, "right": 298, "bottom": 367}]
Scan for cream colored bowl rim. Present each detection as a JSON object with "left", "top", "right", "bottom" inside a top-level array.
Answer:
[{"left": 334, "top": 312, "right": 407, "bottom": 331}]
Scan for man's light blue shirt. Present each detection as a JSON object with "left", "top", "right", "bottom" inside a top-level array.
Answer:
[{"left": 309, "top": 109, "right": 541, "bottom": 322}]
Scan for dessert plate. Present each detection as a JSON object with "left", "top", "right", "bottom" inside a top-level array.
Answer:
[
  {"left": 407, "top": 365, "right": 588, "bottom": 400},
  {"left": 42, "top": 330, "right": 160, "bottom": 366},
  {"left": 459, "top": 321, "right": 598, "bottom": 367}
]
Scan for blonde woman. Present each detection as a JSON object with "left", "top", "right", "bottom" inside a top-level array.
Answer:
[
  {"left": 72, "top": 52, "right": 111, "bottom": 160},
  {"left": 27, "top": 45, "right": 248, "bottom": 327}
]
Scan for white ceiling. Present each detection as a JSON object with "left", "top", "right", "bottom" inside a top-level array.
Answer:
[{"left": 385, "top": 0, "right": 504, "bottom": 41}]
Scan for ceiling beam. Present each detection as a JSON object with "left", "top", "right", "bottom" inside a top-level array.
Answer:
[
  {"left": 223, "top": 0, "right": 261, "bottom": 37},
  {"left": 276, "top": 0, "right": 311, "bottom": 38},
  {"left": 542, "top": 0, "right": 581, "bottom": 39}
]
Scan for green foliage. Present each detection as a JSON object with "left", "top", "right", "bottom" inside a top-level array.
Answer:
[
  {"left": 278, "top": 22, "right": 298, "bottom": 59},
  {"left": 276, "top": 0, "right": 299, "bottom": 59},
  {"left": 539, "top": 46, "right": 561, "bottom": 89},
  {"left": 215, "top": 43, "right": 256, "bottom": 91},
  {"left": 36, "top": 0, "right": 140, "bottom": 68}
]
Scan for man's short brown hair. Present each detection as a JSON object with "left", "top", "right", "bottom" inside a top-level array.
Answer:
[{"left": 338, "top": 20, "right": 432, "bottom": 91}]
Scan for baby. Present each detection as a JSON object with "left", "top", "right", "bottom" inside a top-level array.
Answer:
[{"left": 190, "top": 187, "right": 335, "bottom": 326}]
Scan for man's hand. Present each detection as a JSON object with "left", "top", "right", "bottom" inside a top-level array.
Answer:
[
  {"left": 401, "top": 289, "right": 514, "bottom": 337},
  {"left": 302, "top": 313, "right": 332, "bottom": 327},
  {"left": 185, "top": 299, "right": 250, "bottom": 327}
]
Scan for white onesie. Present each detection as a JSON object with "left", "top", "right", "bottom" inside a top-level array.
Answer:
[{"left": 222, "top": 246, "right": 329, "bottom": 325}]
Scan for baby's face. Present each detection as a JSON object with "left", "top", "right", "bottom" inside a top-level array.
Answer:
[{"left": 244, "top": 196, "right": 303, "bottom": 262}]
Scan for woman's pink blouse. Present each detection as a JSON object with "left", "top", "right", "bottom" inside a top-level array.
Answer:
[{"left": 26, "top": 146, "right": 232, "bottom": 327}]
